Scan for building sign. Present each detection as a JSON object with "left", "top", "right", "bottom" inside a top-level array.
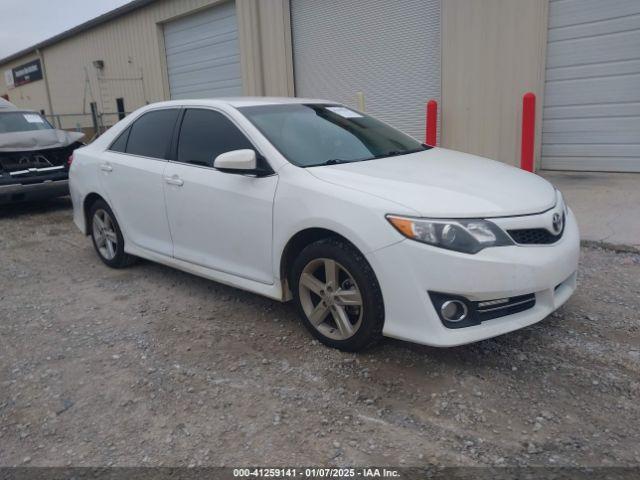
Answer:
[
  {"left": 12, "top": 59, "right": 43, "bottom": 87},
  {"left": 3, "top": 69, "right": 14, "bottom": 89}
]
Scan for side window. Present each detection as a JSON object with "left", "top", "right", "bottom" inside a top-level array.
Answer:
[
  {"left": 126, "top": 109, "right": 180, "bottom": 159},
  {"left": 109, "top": 126, "right": 130, "bottom": 153},
  {"left": 177, "top": 109, "right": 254, "bottom": 167}
]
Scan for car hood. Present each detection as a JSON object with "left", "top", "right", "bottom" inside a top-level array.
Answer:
[
  {"left": 307, "top": 148, "right": 557, "bottom": 218},
  {"left": 0, "top": 129, "right": 84, "bottom": 152}
]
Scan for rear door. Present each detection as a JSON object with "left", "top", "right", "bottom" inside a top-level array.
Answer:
[
  {"left": 99, "top": 108, "right": 179, "bottom": 256},
  {"left": 163, "top": 108, "right": 278, "bottom": 284}
]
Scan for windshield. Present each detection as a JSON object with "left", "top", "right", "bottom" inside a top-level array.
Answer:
[
  {"left": 238, "top": 104, "right": 429, "bottom": 167},
  {"left": 0, "top": 112, "right": 53, "bottom": 134}
]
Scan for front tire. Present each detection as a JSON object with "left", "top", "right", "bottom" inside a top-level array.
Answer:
[
  {"left": 291, "top": 238, "right": 384, "bottom": 351},
  {"left": 89, "top": 199, "right": 135, "bottom": 268}
]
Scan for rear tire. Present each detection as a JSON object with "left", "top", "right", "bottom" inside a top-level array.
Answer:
[
  {"left": 291, "top": 238, "right": 384, "bottom": 352},
  {"left": 89, "top": 199, "right": 135, "bottom": 268}
]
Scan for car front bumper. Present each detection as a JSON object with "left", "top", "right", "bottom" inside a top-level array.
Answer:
[
  {"left": 366, "top": 209, "right": 580, "bottom": 347},
  {"left": 0, "top": 179, "right": 69, "bottom": 205}
]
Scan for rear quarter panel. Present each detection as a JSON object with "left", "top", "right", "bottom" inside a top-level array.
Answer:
[{"left": 69, "top": 146, "right": 104, "bottom": 234}]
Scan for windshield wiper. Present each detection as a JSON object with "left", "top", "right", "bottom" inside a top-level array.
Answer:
[
  {"left": 375, "top": 147, "right": 428, "bottom": 159},
  {"left": 316, "top": 158, "right": 348, "bottom": 166},
  {"left": 306, "top": 158, "right": 363, "bottom": 168},
  {"left": 375, "top": 150, "right": 400, "bottom": 158},
  {"left": 312, "top": 147, "right": 427, "bottom": 167}
]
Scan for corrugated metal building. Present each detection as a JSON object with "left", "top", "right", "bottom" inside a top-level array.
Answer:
[{"left": 1, "top": 0, "right": 639, "bottom": 172}]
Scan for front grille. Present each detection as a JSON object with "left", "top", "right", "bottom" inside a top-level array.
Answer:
[
  {"left": 0, "top": 144, "right": 78, "bottom": 174},
  {"left": 508, "top": 228, "right": 561, "bottom": 245},
  {"left": 508, "top": 213, "right": 566, "bottom": 245}
]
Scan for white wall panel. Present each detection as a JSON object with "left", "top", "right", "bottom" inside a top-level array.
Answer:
[
  {"left": 291, "top": 0, "right": 440, "bottom": 141},
  {"left": 440, "top": 0, "right": 549, "bottom": 167}
]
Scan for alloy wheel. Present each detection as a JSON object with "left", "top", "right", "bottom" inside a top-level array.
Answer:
[
  {"left": 298, "top": 258, "right": 363, "bottom": 340},
  {"left": 92, "top": 209, "right": 118, "bottom": 261}
]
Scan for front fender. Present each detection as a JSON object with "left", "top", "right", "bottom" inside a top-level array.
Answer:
[{"left": 272, "top": 165, "right": 419, "bottom": 282}]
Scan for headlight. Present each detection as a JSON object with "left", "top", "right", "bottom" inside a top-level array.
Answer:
[
  {"left": 386, "top": 215, "right": 513, "bottom": 254},
  {"left": 555, "top": 188, "right": 568, "bottom": 216}
]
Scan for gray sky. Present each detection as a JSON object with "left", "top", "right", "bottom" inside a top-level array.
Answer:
[{"left": 0, "top": 0, "right": 132, "bottom": 60}]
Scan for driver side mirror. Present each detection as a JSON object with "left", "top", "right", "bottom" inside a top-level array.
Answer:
[{"left": 213, "top": 149, "right": 272, "bottom": 176}]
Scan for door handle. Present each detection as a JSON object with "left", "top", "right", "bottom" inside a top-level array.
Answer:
[
  {"left": 164, "top": 175, "right": 184, "bottom": 187},
  {"left": 99, "top": 162, "right": 113, "bottom": 172}
]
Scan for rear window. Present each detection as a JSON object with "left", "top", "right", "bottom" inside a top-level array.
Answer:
[
  {"left": 0, "top": 112, "right": 53, "bottom": 134},
  {"left": 125, "top": 109, "right": 180, "bottom": 159},
  {"left": 109, "top": 126, "right": 130, "bottom": 153}
]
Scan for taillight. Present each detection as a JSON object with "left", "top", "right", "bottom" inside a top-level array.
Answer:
[{"left": 67, "top": 154, "right": 74, "bottom": 167}]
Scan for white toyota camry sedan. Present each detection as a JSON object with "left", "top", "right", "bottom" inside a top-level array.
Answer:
[{"left": 69, "top": 97, "right": 579, "bottom": 351}]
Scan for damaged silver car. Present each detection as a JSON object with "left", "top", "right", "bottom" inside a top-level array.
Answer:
[{"left": 0, "top": 98, "right": 84, "bottom": 204}]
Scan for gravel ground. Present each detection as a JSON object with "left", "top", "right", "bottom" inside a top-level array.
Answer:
[{"left": 1, "top": 198, "right": 639, "bottom": 468}]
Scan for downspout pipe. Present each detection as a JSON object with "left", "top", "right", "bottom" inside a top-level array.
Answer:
[{"left": 36, "top": 48, "right": 56, "bottom": 126}]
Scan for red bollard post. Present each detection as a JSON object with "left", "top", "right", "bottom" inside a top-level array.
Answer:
[
  {"left": 521, "top": 92, "right": 536, "bottom": 172},
  {"left": 425, "top": 100, "right": 438, "bottom": 146}
]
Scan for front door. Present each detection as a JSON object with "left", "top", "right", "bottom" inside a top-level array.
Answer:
[{"left": 163, "top": 108, "right": 278, "bottom": 284}]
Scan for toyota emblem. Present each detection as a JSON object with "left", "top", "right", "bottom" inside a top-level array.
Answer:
[{"left": 552, "top": 213, "right": 563, "bottom": 234}]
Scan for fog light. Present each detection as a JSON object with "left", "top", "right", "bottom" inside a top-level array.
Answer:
[{"left": 440, "top": 300, "right": 468, "bottom": 322}]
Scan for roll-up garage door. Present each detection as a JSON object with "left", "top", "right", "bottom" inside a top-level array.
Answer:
[
  {"left": 163, "top": 2, "right": 242, "bottom": 99},
  {"left": 542, "top": 0, "right": 640, "bottom": 172},
  {"left": 290, "top": 0, "right": 441, "bottom": 141}
]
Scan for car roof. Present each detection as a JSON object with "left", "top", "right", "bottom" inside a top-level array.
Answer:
[
  {"left": 144, "top": 97, "right": 336, "bottom": 109},
  {"left": 0, "top": 98, "right": 19, "bottom": 111},
  {"left": 221, "top": 97, "right": 335, "bottom": 107}
]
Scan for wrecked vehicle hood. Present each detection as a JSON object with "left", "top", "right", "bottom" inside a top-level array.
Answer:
[{"left": 0, "top": 129, "right": 84, "bottom": 152}]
